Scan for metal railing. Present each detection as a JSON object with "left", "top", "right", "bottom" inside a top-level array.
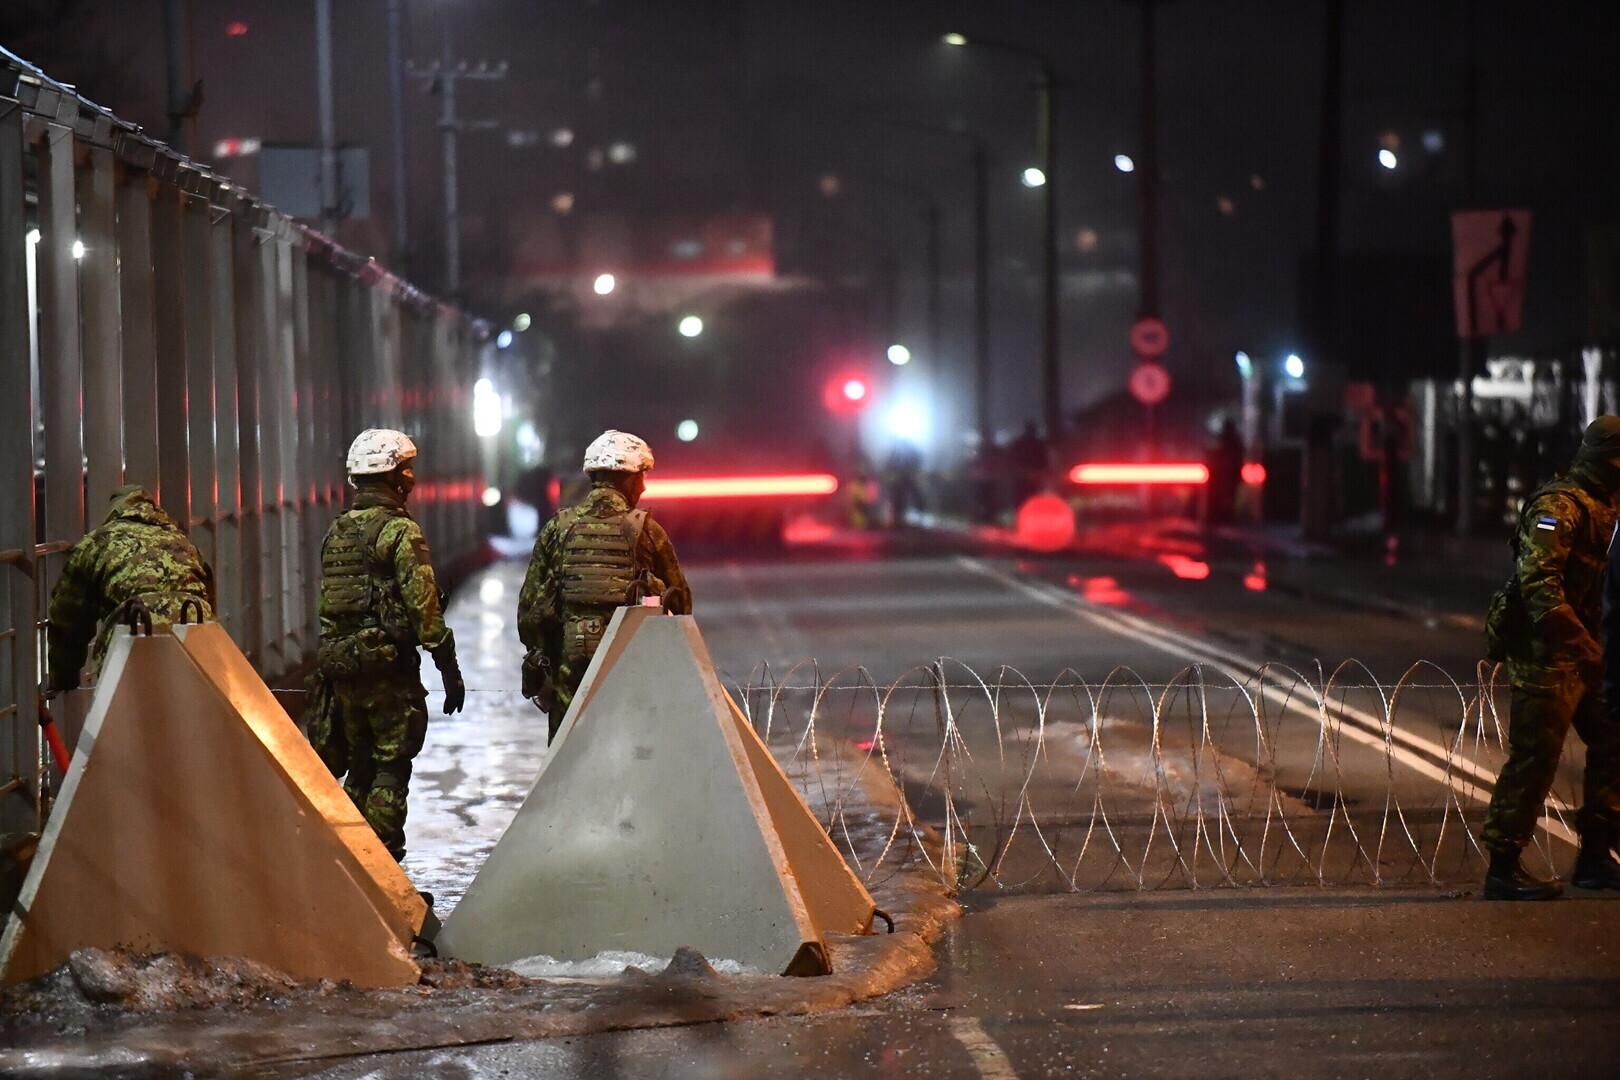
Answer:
[{"left": 0, "top": 49, "right": 489, "bottom": 836}]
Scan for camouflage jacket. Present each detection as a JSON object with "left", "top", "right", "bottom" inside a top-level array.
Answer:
[
  {"left": 1508, "top": 463, "right": 1619, "bottom": 665},
  {"left": 45, "top": 487, "right": 215, "bottom": 688},
  {"left": 517, "top": 482, "right": 691, "bottom": 656},
  {"left": 317, "top": 485, "right": 451, "bottom": 653}
]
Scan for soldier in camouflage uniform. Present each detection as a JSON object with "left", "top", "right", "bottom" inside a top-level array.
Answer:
[
  {"left": 1481, "top": 416, "right": 1620, "bottom": 899},
  {"left": 518, "top": 430, "right": 691, "bottom": 741},
  {"left": 43, "top": 484, "right": 215, "bottom": 694},
  {"left": 310, "top": 429, "right": 465, "bottom": 861}
]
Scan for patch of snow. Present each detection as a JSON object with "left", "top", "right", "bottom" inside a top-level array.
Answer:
[{"left": 506, "top": 950, "right": 760, "bottom": 979}]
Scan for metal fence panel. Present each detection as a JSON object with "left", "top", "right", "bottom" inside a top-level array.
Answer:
[{"left": 0, "top": 51, "right": 490, "bottom": 830}]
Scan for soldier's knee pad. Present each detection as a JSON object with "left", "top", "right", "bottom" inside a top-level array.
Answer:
[{"left": 372, "top": 769, "right": 408, "bottom": 793}]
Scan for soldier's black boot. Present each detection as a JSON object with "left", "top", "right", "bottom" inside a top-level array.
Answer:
[
  {"left": 1571, "top": 848, "right": 1620, "bottom": 890},
  {"left": 1483, "top": 850, "right": 1563, "bottom": 901}
]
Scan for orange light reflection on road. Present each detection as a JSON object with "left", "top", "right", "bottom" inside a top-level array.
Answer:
[
  {"left": 1157, "top": 553, "right": 1211, "bottom": 580},
  {"left": 1069, "top": 463, "right": 1210, "bottom": 485},
  {"left": 643, "top": 474, "right": 840, "bottom": 499},
  {"left": 1069, "top": 573, "right": 1131, "bottom": 606}
]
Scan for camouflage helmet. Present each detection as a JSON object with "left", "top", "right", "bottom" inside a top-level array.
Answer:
[
  {"left": 346, "top": 428, "right": 418, "bottom": 475},
  {"left": 583, "top": 429, "right": 655, "bottom": 473},
  {"left": 1575, "top": 415, "right": 1620, "bottom": 462}
]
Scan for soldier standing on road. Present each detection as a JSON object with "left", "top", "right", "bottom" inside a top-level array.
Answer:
[
  {"left": 518, "top": 430, "right": 691, "bottom": 742},
  {"left": 309, "top": 429, "right": 465, "bottom": 861},
  {"left": 43, "top": 484, "right": 216, "bottom": 694},
  {"left": 1482, "top": 416, "right": 1620, "bottom": 899}
]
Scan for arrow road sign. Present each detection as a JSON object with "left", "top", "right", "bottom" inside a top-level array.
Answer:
[{"left": 1452, "top": 209, "right": 1531, "bottom": 339}]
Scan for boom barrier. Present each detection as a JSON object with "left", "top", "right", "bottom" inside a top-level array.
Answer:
[{"left": 0, "top": 49, "right": 489, "bottom": 836}]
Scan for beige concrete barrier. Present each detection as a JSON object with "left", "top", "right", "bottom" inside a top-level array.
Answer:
[
  {"left": 0, "top": 627, "right": 424, "bottom": 988},
  {"left": 437, "top": 606, "right": 877, "bottom": 976}
]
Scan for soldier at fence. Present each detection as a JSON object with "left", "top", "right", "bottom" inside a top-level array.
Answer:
[
  {"left": 43, "top": 485, "right": 215, "bottom": 695},
  {"left": 1482, "top": 415, "right": 1620, "bottom": 899},
  {"left": 518, "top": 429, "right": 691, "bottom": 741},
  {"left": 308, "top": 428, "right": 465, "bottom": 861}
]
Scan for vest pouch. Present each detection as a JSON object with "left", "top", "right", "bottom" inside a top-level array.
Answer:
[
  {"left": 318, "top": 626, "right": 401, "bottom": 679},
  {"left": 1484, "top": 577, "right": 1527, "bottom": 663},
  {"left": 563, "top": 613, "right": 607, "bottom": 665}
]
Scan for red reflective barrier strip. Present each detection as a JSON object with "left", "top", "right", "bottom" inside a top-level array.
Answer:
[
  {"left": 1068, "top": 463, "right": 1210, "bottom": 485},
  {"left": 643, "top": 474, "right": 840, "bottom": 499}
]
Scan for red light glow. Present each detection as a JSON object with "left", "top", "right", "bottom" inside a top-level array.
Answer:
[
  {"left": 642, "top": 474, "right": 840, "bottom": 499},
  {"left": 842, "top": 379, "right": 867, "bottom": 401},
  {"left": 1244, "top": 561, "right": 1268, "bottom": 592},
  {"left": 227, "top": 21, "right": 249, "bottom": 36},
  {"left": 1069, "top": 463, "right": 1210, "bottom": 485},
  {"left": 1241, "top": 462, "right": 1267, "bottom": 485},
  {"left": 1158, "top": 553, "right": 1211, "bottom": 580}
]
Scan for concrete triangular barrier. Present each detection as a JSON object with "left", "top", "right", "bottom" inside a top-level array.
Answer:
[
  {"left": 436, "top": 607, "right": 877, "bottom": 975},
  {"left": 0, "top": 627, "right": 424, "bottom": 988},
  {"left": 170, "top": 623, "right": 429, "bottom": 936}
]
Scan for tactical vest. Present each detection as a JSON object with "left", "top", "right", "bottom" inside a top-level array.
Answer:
[
  {"left": 320, "top": 508, "right": 413, "bottom": 642},
  {"left": 558, "top": 506, "right": 649, "bottom": 607}
]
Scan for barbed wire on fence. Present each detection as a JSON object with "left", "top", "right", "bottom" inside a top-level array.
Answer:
[{"left": 708, "top": 658, "right": 1579, "bottom": 895}]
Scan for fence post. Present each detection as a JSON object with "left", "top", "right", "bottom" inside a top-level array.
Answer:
[
  {"left": 117, "top": 172, "right": 160, "bottom": 494},
  {"left": 0, "top": 97, "right": 40, "bottom": 836},
  {"left": 210, "top": 199, "right": 243, "bottom": 644},
  {"left": 79, "top": 143, "right": 125, "bottom": 507}
]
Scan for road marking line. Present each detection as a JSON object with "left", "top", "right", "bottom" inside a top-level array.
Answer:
[
  {"left": 957, "top": 556, "right": 1579, "bottom": 848},
  {"left": 947, "top": 1014, "right": 1020, "bottom": 1080}
]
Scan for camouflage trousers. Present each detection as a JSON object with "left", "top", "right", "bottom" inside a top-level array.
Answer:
[
  {"left": 547, "top": 655, "right": 587, "bottom": 743},
  {"left": 1482, "top": 662, "right": 1620, "bottom": 856},
  {"left": 308, "top": 673, "right": 429, "bottom": 861}
]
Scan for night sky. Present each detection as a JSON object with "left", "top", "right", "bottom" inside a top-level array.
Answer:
[{"left": 7, "top": 0, "right": 1619, "bottom": 429}]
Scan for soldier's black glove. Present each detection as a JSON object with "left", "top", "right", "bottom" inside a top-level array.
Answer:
[
  {"left": 442, "top": 676, "right": 466, "bottom": 715},
  {"left": 430, "top": 639, "right": 465, "bottom": 715}
]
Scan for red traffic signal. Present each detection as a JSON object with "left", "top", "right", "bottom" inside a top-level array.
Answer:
[{"left": 823, "top": 374, "right": 870, "bottom": 415}]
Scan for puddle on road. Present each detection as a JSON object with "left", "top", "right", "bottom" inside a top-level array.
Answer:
[{"left": 406, "top": 561, "right": 549, "bottom": 916}]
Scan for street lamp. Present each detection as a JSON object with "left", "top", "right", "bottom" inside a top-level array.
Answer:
[{"left": 944, "top": 32, "right": 1062, "bottom": 444}]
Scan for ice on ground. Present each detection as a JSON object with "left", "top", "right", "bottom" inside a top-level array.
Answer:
[{"left": 507, "top": 950, "right": 760, "bottom": 979}]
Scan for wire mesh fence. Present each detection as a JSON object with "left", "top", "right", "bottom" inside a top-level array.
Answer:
[{"left": 716, "top": 659, "right": 1573, "bottom": 894}]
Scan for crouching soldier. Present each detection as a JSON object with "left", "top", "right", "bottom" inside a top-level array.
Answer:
[
  {"left": 43, "top": 484, "right": 215, "bottom": 695},
  {"left": 518, "top": 429, "right": 691, "bottom": 741},
  {"left": 310, "top": 429, "right": 465, "bottom": 861}
]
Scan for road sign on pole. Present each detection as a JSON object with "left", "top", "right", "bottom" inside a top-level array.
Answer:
[
  {"left": 1129, "top": 361, "right": 1171, "bottom": 406},
  {"left": 1129, "top": 316, "right": 1170, "bottom": 358},
  {"left": 1451, "top": 209, "right": 1531, "bottom": 338}
]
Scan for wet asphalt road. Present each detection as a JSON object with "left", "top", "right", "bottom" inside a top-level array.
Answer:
[{"left": 365, "top": 531, "right": 1618, "bottom": 1080}]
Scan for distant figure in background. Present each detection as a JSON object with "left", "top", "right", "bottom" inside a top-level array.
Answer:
[
  {"left": 848, "top": 467, "right": 881, "bottom": 530},
  {"left": 1204, "top": 419, "right": 1245, "bottom": 529},
  {"left": 519, "top": 430, "right": 691, "bottom": 741},
  {"left": 43, "top": 485, "right": 216, "bottom": 694},
  {"left": 885, "top": 442, "right": 924, "bottom": 527},
  {"left": 1007, "top": 422, "right": 1049, "bottom": 509},
  {"left": 513, "top": 464, "right": 557, "bottom": 521},
  {"left": 1482, "top": 416, "right": 1620, "bottom": 899}
]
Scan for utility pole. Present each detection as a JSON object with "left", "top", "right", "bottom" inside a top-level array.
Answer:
[
  {"left": 1035, "top": 63, "right": 1061, "bottom": 444},
  {"left": 407, "top": 18, "right": 505, "bottom": 300},
  {"left": 386, "top": 0, "right": 411, "bottom": 271},
  {"left": 315, "top": 0, "right": 338, "bottom": 235},
  {"left": 972, "top": 140, "right": 991, "bottom": 455},
  {"left": 1456, "top": 0, "right": 1483, "bottom": 535},
  {"left": 161, "top": 0, "right": 200, "bottom": 156},
  {"left": 1134, "top": 0, "right": 1161, "bottom": 320}
]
